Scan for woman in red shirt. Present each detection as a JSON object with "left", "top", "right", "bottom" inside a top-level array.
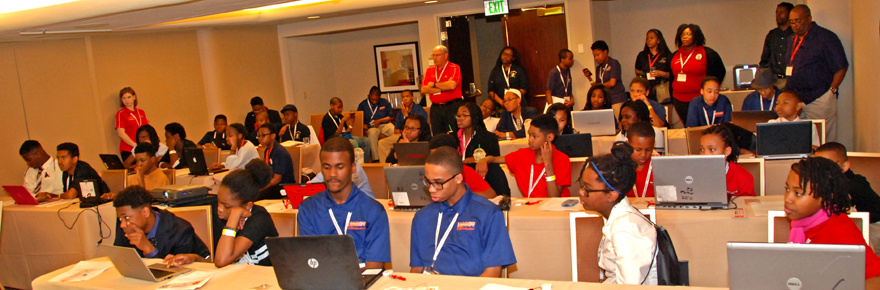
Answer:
[
  {"left": 115, "top": 87, "right": 149, "bottom": 161},
  {"left": 670, "top": 24, "right": 725, "bottom": 126},
  {"left": 698, "top": 124, "right": 754, "bottom": 199}
]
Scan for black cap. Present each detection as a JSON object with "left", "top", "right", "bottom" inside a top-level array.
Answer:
[
  {"left": 281, "top": 104, "right": 298, "bottom": 113},
  {"left": 750, "top": 68, "right": 777, "bottom": 90}
]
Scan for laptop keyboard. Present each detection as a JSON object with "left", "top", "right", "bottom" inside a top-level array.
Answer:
[{"left": 149, "top": 267, "right": 175, "bottom": 278}]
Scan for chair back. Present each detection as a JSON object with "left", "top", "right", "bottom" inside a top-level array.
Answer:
[
  {"left": 361, "top": 163, "right": 389, "bottom": 199},
  {"left": 768, "top": 210, "right": 870, "bottom": 244},
  {"left": 569, "top": 208, "right": 656, "bottom": 282},
  {"left": 202, "top": 148, "right": 220, "bottom": 167},
  {"left": 166, "top": 205, "right": 214, "bottom": 259},
  {"left": 162, "top": 169, "right": 175, "bottom": 184},
  {"left": 656, "top": 127, "right": 668, "bottom": 155},
  {"left": 848, "top": 152, "right": 880, "bottom": 191},
  {"left": 685, "top": 125, "right": 711, "bottom": 155},
  {"left": 101, "top": 169, "right": 128, "bottom": 192},
  {"left": 737, "top": 158, "right": 765, "bottom": 196}
]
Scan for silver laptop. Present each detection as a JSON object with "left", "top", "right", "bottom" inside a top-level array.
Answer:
[
  {"left": 756, "top": 121, "right": 813, "bottom": 159},
  {"left": 384, "top": 166, "right": 431, "bottom": 211},
  {"left": 393, "top": 142, "right": 430, "bottom": 166},
  {"left": 100, "top": 245, "right": 192, "bottom": 282},
  {"left": 571, "top": 109, "right": 616, "bottom": 136},
  {"left": 727, "top": 242, "right": 865, "bottom": 290},
  {"left": 652, "top": 155, "right": 728, "bottom": 209}
]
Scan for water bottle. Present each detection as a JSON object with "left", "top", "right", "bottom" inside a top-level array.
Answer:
[
  {"left": 474, "top": 145, "right": 486, "bottom": 162},
  {"left": 354, "top": 143, "right": 365, "bottom": 164}
]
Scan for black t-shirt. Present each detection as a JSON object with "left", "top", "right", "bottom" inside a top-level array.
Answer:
[
  {"left": 487, "top": 63, "right": 530, "bottom": 106},
  {"left": 634, "top": 50, "right": 673, "bottom": 90},
  {"left": 198, "top": 131, "right": 231, "bottom": 150},
  {"left": 279, "top": 122, "right": 310, "bottom": 142},
  {"left": 245, "top": 109, "right": 283, "bottom": 134},
  {"left": 62, "top": 161, "right": 110, "bottom": 197},
  {"left": 236, "top": 205, "right": 278, "bottom": 266},
  {"left": 321, "top": 113, "right": 349, "bottom": 143}
]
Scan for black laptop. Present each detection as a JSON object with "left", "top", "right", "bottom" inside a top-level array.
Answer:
[
  {"left": 553, "top": 133, "right": 593, "bottom": 158},
  {"left": 99, "top": 154, "right": 126, "bottom": 170},
  {"left": 756, "top": 121, "right": 813, "bottom": 159},
  {"left": 393, "top": 142, "right": 430, "bottom": 166},
  {"left": 183, "top": 148, "right": 228, "bottom": 176},
  {"left": 267, "top": 236, "right": 383, "bottom": 290}
]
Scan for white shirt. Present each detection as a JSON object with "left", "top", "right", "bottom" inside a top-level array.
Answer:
[
  {"left": 599, "top": 198, "right": 658, "bottom": 285},
  {"left": 131, "top": 142, "right": 169, "bottom": 157},
  {"left": 768, "top": 117, "right": 820, "bottom": 146},
  {"left": 23, "top": 157, "right": 64, "bottom": 196},
  {"left": 223, "top": 141, "right": 260, "bottom": 170},
  {"left": 484, "top": 117, "right": 500, "bottom": 133},
  {"left": 308, "top": 162, "right": 375, "bottom": 199}
]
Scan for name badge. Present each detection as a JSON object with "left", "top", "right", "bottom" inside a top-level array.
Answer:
[
  {"left": 785, "top": 66, "right": 793, "bottom": 76},
  {"left": 677, "top": 74, "right": 686, "bottom": 82},
  {"left": 647, "top": 74, "right": 655, "bottom": 81}
]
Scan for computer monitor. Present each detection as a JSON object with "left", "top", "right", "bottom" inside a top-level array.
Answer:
[{"left": 733, "top": 64, "right": 759, "bottom": 90}]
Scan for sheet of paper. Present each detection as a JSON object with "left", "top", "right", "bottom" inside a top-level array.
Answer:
[
  {"left": 157, "top": 271, "right": 213, "bottom": 290},
  {"left": 48, "top": 261, "right": 113, "bottom": 283},
  {"left": 478, "top": 283, "right": 529, "bottom": 290},
  {"left": 36, "top": 199, "right": 77, "bottom": 208},
  {"left": 749, "top": 200, "right": 786, "bottom": 217},
  {"left": 655, "top": 186, "right": 677, "bottom": 202},
  {"left": 263, "top": 201, "right": 288, "bottom": 213},
  {"left": 362, "top": 268, "right": 382, "bottom": 275},
  {"left": 392, "top": 192, "right": 410, "bottom": 206}
]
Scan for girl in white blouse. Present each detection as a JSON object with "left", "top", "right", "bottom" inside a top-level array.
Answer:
[
  {"left": 577, "top": 142, "right": 658, "bottom": 284},
  {"left": 217, "top": 123, "right": 260, "bottom": 170}
]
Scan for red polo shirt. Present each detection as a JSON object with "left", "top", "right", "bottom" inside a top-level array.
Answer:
[
  {"left": 627, "top": 158, "right": 654, "bottom": 198},
  {"left": 671, "top": 46, "right": 707, "bottom": 102},
  {"left": 115, "top": 107, "right": 149, "bottom": 152},
  {"left": 462, "top": 165, "right": 490, "bottom": 192},
  {"left": 505, "top": 148, "right": 571, "bottom": 198},
  {"left": 804, "top": 213, "right": 880, "bottom": 279},
  {"left": 422, "top": 61, "right": 462, "bottom": 104},
  {"left": 726, "top": 161, "right": 755, "bottom": 199}
]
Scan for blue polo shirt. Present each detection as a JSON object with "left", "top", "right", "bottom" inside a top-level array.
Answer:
[
  {"left": 297, "top": 185, "right": 390, "bottom": 264},
  {"left": 357, "top": 98, "right": 394, "bottom": 123},
  {"left": 645, "top": 98, "right": 667, "bottom": 124},
  {"left": 266, "top": 142, "right": 297, "bottom": 184},
  {"left": 394, "top": 104, "right": 428, "bottom": 130},
  {"left": 783, "top": 22, "right": 848, "bottom": 104},
  {"left": 597, "top": 57, "right": 627, "bottom": 104},
  {"left": 546, "top": 65, "right": 572, "bottom": 99},
  {"left": 685, "top": 95, "right": 733, "bottom": 127},
  {"left": 409, "top": 185, "right": 516, "bottom": 276},
  {"left": 741, "top": 87, "right": 780, "bottom": 118}
]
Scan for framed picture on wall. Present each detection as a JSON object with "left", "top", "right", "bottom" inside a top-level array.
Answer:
[{"left": 373, "top": 42, "right": 420, "bottom": 93}]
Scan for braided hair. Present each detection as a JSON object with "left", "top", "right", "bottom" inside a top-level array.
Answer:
[
  {"left": 581, "top": 141, "right": 638, "bottom": 202},
  {"left": 701, "top": 124, "right": 740, "bottom": 162},
  {"left": 791, "top": 157, "right": 850, "bottom": 216}
]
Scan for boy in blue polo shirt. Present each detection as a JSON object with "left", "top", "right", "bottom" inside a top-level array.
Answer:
[
  {"left": 409, "top": 147, "right": 516, "bottom": 277},
  {"left": 298, "top": 137, "right": 390, "bottom": 269},
  {"left": 256, "top": 123, "right": 296, "bottom": 200}
]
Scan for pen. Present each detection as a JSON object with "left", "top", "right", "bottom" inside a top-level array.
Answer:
[
  {"left": 525, "top": 200, "right": 543, "bottom": 206},
  {"left": 389, "top": 274, "right": 406, "bottom": 281}
]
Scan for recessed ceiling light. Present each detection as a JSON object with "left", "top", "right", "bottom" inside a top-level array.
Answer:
[
  {"left": 308, "top": 16, "right": 320, "bottom": 19},
  {"left": 246, "top": 0, "right": 331, "bottom": 11},
  {"left": 425, "top": 1, "right": 438, "bottom": 3},
  {"left": 0, "top": 0, "right": 78, "bottom": 14}
]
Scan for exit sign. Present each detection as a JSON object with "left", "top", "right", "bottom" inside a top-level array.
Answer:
[{"left": 484, "top": 0, "right": 509, "bottom": 16}]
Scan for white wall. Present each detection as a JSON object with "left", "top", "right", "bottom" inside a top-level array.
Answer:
[{"left": 847, "top": 0, "right": 878, "bottom": 152}]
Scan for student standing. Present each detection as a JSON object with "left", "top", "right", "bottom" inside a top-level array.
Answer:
[
  {"left": 699, "top": 125, "right": 755, "bottom": 199},
  {"left": 115, "top": 87, "right": 149, "bottom": 161},
  {"left": 591, "top": 41, "right": 627, "bottom": 116},
  {"left": 741, "top": 68, "right": 780, "bottom": 118},
  {"left": 685, "top": 77, "right": 732, "bottom": 127},
  {"left": 457, "top": 103, "right": 510, "bottom": 197},
  {"left": 57, "top": 142, "right": 111, "bottom": 200},
  {"left": 503, "top": 114, "right": 572, "bottom": 198},
  {"left": 409, "top": 147, "right": 516, "bottom": 277},
  {"left": 759, "top": 2, "right": 794, "bottom": 87},
  {"left": 218, "top": 123, "right": 259, "bottom": 170},
  {"left": 126, "top": 143, "right": 170, "bottom": 192},
  {"left": 278, "top": 104, "right": 310, "bottom": 143},
  {"left": 20, "top": 140, "right": 64, "bottom": 199},
  {"left": 671, "top": 24, "right": 725, "bottom": 125},
  {"left": 488, "top": 47, "right": 529, "bottom": 109},
  {"left": 256, "top": 123, "right": 296, "bottom": 200},
  {"left": 214, "top": 160, "right": 279, "bottom": 267},
  {"left": 198, "top": 114, "right": 230, "bottom": 150},
  {"left": 625, "top": 122, "right": 658, "bottom": 198},
  {"left": 546, "top": 49, "right": 576, "bottom": 108},
  {"left": 635, "top": 29, "right": 674, "bottom": 101},
  {"left": 495, "top": 89, "right": 538, "bottom": 140},
  {"left": 298, "top": 138, "right": 390, "bottom": 269}
]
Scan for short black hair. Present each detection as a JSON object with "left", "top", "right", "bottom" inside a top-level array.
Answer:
[
  {"left": 590, "top": 40, "right": 609, "bottom": 52},
  {"left": 136, "top": 124, "right": 161, "bottom": 146},
  {"left": 322, "top": 137, "right": 355, "bottom": 164},
  {"left": 428, "top": 133, "right": 458, "bottom": 150},
  {"left": 214, "top": 114, "right": 227, "bottom": 122},
  {"left": 558, "top": 49, "right": 573, "bottom": 61},
  {"left": 627, "top": 122, "right": 655, "bottom": 139},
  {"left": 630, "top": 77, "right": 650, "bottom": 90},
  {"left": 584, "top": 84, "right": 611, "bottom": 110},
  {"left": 19, "top": 140, "right": 42, "bottom": 156},
  {"left": 221, "top": 159, "right": 273, "bottom": 203},
  {"left": 404, "top": 114, "right": 433, "bottom": 142},
  {"left": 165, "top": 122, "right": 187, "bottom": 139},
  {"left": 581, "top": 142, "right": 637, "bottom": 202},
  {"left": 674, "top": 24, "right": 707, "bottom": 48},
  {"left": 227, "top": 123, "right": 248, "bottom": 137},
  {"left": 778, "top": 2, "right": 794, "bottom": 12},
  {"left": 791, "top": 157, "right": 850, "bottom": 216},
  {"left": 619, "top": 100, "right": 652, "bottom": 124},
  {"left": 701, "top": 76, "right": 721, "bottom": 88},
  {"left": 330, "top": 97, "right": 342, "bottom": 105},
  {"left": 250, "top": 96, "right": 264, "bottom": 106},
  {"left": 134, "top": 142, "right": 157, "bottom": 157},
  {"left": 56, "top": 142, "right": 79, "bottom": 158},
  {"left": 780, "top": 90, "right": 804, "bottom": 103},
  {"left": 815, "top": 142, "right": 848, "bottom": 161},
  {"left": 701, "top": 124, "right": 740, "bottom": 162},
  {"left": 369, "top": 86, "right": 381, "bottom": 96},
  {"left": 530, "top": 114, "right": 559, "bottom": 136},
  {"left": 113, "top": 185, "right": 154, "bottom": 209},
  {"left": 426, "top": 146, "right": 463, "bottom": 176},
  {"left": 259, "top": 123, "right": 278, "bottom": 135}
]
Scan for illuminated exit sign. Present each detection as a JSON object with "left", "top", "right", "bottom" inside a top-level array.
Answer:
[{"left": 484, "top": 0, "right": 509, "bottom": 16}]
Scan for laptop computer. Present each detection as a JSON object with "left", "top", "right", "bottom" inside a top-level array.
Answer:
[
  {"left": 727, "top": 242, "right": 865, "bottom": 290},
  {"left": 384, "top": 166, "right": 431, "bottom": 211},
  {"left": 76, "top": 179, "right": 111, "bottom": 208},
  {"left": 100, "top": 245, "right": 192, "bottom": 282},
  {"left": 731, "top": 111, "right": 776, "bottom": 132},
  {"left": 184, "top": 148, "right": 228, "bottom": 176},
  {"left": 651, "top": 155, "right": 728, "bottom": 209},
  {"left": 282, "top": 183, "right": 326, "bottom": 209},
  {"left": 571, "top": 109, "right": 616, "bottom": 136},
  {"left": 554, "top": 133, "right": 592, "bottom": 158},
  {"left": 2, "top": 185, "right": 60, "bottom": 205},
  {"left": 393, "top": 142, "right": 430, "bottom": 166},
  {"left": 756, "top": 121, "right": 812, "bottom": 159},
  {"left": 99, "top": 154, "right": 126, "bottom": 170},
  {"left": 266, "top": 236, "right": 382, "bottom": 290}
]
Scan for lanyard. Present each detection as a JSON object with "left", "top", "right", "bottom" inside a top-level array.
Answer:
[
  {"left": 702, "top": 107, "right": 716, "bottom": 125},
  {"left": 458, "top": 129, "right": 475, "bottom": 160},
  {"left": 790, "top": 30, "right": 810, "bottom": 62},
  {"left": 264, "top": 145, "right": 273, "bottom": 164},
  {"left": 329, "top": 209, "right": 352, "bottom": 235},
  {"left": 760, "top": 95, "right": 776, "bottom": 111},
  {"left": 513, "top": 114, "right": 523, "bottom": 131},
  {"left": 528, "top": 165, "right": 547, "bottom": 198},
  {"left": 288, "top": 125, "right": 294, "bottom": 140},
  {"left": 328, "top": 112, "right": 346, "bottom": 132},
  {"left": 647, "top": 52, "right": 661, "bottom": 69},
  {"left": 436, "top": 62, "right": 449, "bottom": 83},
  {"left": 367, "top": 101, "right": 379, "bottom": 121},
  {"left": 556, "top": 66, "right": 568, "bottom": 95},
  {"left": 678, "top": 49, "right": 695, "bottom": 70},
  {"left": 502, "top": 65, "right": 511, "bottom": 88},
  {"left": 597, "top": 64, "right": 609, "bottom": 83},
  {"left": 640, "top": 162, "right": 653, "bottom": 198},
  {"left": 432, "top": 212, "right": 459, "bottom": 269},
  {"left": 128, "top": 108, "right": 142, "bottom": 128}
]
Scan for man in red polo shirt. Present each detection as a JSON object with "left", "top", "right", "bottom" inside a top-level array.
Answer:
[{"left": 421, "top": 45, "right": 463, "bottom": 135}]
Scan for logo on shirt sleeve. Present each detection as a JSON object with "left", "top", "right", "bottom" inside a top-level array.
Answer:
[
  {"left": 456, "top": 221, "right": 476, "bottom": 231},
  {"left": 348, "top": 221, "right": 367, "bottom": 230}
]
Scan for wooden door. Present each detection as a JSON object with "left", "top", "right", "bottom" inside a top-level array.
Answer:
[{"left": 504, "top": 5, "right": 568, "bottom": 110}]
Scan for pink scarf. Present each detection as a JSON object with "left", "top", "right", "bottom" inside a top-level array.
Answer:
[{"left": 788, "top": 208, "right": 832, "bottom": 243}]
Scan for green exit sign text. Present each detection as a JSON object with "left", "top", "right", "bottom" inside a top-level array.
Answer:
[{"left": 484, "top": 0, "right": 509, "bottom": 16}]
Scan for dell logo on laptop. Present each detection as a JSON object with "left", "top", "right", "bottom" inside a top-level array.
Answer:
[
  {"left": 786, "top": 277, "right": 802, "bottom": 290},
  {"left": 308, "top": 258, "right": 319, "bottom": 269},
  {"left": 684, "top": 176, "right": 694, "bottom": 184}
]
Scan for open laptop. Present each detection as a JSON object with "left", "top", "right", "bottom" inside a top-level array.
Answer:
[
  {"left": 100, "top": 245, "right": 192, "bottom": 282},
  {"left": 651, "top": 155, "right": 728, "bottom": 209},
  {"left": 99, "top": 154, "right": 126, "bottom": 170},
  {"left": 393, "top": 142, "right": 430, "bottom": 166},
  {"left": 756, "top": 121, "right": 812, "bottom": 159},
  {"left": 554, "top": 133, "right": 592, "bottom": 158},
  {"left": 731, "top": 111, "right": 776, "bottom": 132},
  {"left": 77, "top": 179, "right": 111, "bottom": 208},
  {"left": 727, "top": 242, "right": 865, "bottom": 290},
  {"left": 267, "top": 236, "right": 382, "bottom": 290},
  {"left": 571, "top": 109, "right": 616, "bottom": 136},
  {"left": 184, "top": 148, "right": 228, "bottom": 176},
  {"left": 385, "top": 166, "right": 431, "bottom": 211},
  {"left": 2, "top": 185, "right": 60, "bottom": 205}
]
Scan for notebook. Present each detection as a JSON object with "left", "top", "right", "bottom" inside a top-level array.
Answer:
[
  {"left": 2, "top": 185, "right": 59, "bottom": 205},
  {"left": 755, "top": 121, "right": 812, "bottom": 159},
  {"left": 184, "top": 148, "right": 228, "bottom": 176},
  {"left": 99, "top": 154, "right": 126, "bottom": 170},
  {"left": 553, "top": 133, "right": 592, "bottom": 158}
]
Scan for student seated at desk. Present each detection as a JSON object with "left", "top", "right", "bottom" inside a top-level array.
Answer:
[
  {"left": 125, "top": 143, "right": 170, "bottom": 193},
  {"left": 784, "top": 157, "right": 880, "bottom": 287},
  {"left": 56, "top": 142, "right": 111, "bottom": 200},
  {"left": 19, "top": 140, "right": 64, "bottom": 199},
  {"left": 495, "top": 89, "right": 538, "bottom": 140},
  {"left": 583, "top": 84, "right": 612, "bottom": 111},
  {"left": 256, "top": 123, "right": 297, "bottom": 200},
  {"left": 480, "top": 99, "right": 500, "bottom": 132},
  {"left": 160, "top": 122, "right": 198, "bottom": 169},
  {"left": 741, "top": 68, "right": 779, "bottom": 118},
  {"left": 198, "top": 114, "right": 230, "bottom": 150},
  {"left": 814, "top": 142, "right": 880, "bottom": 249},
  {"left": 502, "top": 114, "right": 571, "bottom": 198},
  {"left": 626, "top": 122, "right": 659, "bottom": 198},
  {"left": 278, "top": 104, "right": 310, "bottom": 143},
  {"left": 215, "top": 160, "right": 279, "bottom": 267},
  {"left": 298, "top": 137, "right": 390, "bottom": 269},
  {"left": 699, "top": 124, "right": 755, "bottom": 199},
  {"left": 124, "top": 125, "right": 168, "bottom": 169},
  {"left": 308, "top": 161, "right": 374, "bottom": 199},
  {"left": 457, "top": 102, "right": 510, "bottom": 196},
  {"left": 546, "top": 103, "right": 574, "bottom": 135},
  {"left": 113, "top": 186, "right": 210, "bottom": 264},
  {"left": 685, "top": 77, "right": 732, "bottom": 127},
  {"left": 217, "top": 123, "right": 259, "bottom": 170},
  {"left": 385, "top": 114, "right": 432, "bottom": 164},
  {"left": 322, "top": 97, "right": 371, "bottom": 162},
  {"left": 577, "top": 142, "right": 657, "bottom": 284},
  {"left": 629, "top": 77, "right": 667, "bottom": 127},
  {"left": 615, "top": 100, "right": 661, "bottom": 143},
  {"left": 244, "top": 96, "right": 283, "bottom": 134},
  {"left": 428, "top": 133, "right": 496, "bottom": 199},
  {"left": 248, "top": 111, "right": 270, "bottom": 146},
  {"left": 410, "top": 147, "right": 516, "bottom": 277},
  {"left": 769, "top": 90, "right": 820, "bottom": 147}
]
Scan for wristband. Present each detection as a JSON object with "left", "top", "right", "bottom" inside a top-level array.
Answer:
[
  {"left": 545, "top": 175, "right": 556, "bottom": 182},
  {"left": 222, "top": 226, "right": 237, "bottom": 237},
  {"left": 169, "top": 150, "right": 177, "bottom": 155},
  {"left": 647, "top": 105, "right": 653, "bottom": 110}
]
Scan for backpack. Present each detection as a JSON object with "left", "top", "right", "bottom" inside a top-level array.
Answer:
[{"left": 635, "top": 207, "right": 688, "bottom": 286}]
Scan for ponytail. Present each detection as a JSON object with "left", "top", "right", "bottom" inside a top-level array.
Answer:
[{"left": 220, "top": 159, "right": 273, "bottom": 202}]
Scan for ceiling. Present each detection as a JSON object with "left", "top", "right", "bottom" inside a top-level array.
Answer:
[{"left": 0, "top": 0, "right": 463, "bottom": 42}]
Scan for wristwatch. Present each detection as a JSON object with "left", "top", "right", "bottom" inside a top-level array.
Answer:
[{"left": 830, "top": 87, "right": 838, "bottom": 95}]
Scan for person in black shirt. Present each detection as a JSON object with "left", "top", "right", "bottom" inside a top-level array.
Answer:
[
  {"left": 114, "top": 186, "right": 210, "bottom": 264},
  {"left": 56, "top": 142, "right": 111, "bottom": 199},
  {"left": 256, "top": 123, "right": 297, "bottom": 200},
  {"left": 760, "top": 2, "right": 795, "bottom": 82},
  {"left": 814, "top": 143, "right": 880, "bottom": 225},
  {"left": 385, "top": 114, "right": 432, "bottom": 164},
  {"left": 278, "top": 104, "right": 310, "bottom": 143},
  {"left": 495, "top": 89, "right": 538, "bottom": 139},
  {"left": 634, "top": 29, "right": 673, "bottom": 101},
  {"left": 161, "top": 122, "right": 197, "bottom": 169},
  {"left": 456, "top": 102, "right": 510, "bottom": 196},
  {"left": 244, "top": 96, "right": 282, "bottom": 133},
  {"left": 321, "top": 97, "right": 371, "bottom": 161},
  {"left": 487, "top": 46, "right": 529, "bottom": 110},
  {"left": 214, "top": 160, "right": 279, "bottom": 267},
  {"left": 198, "top": 114, "right": 230, "bottom": 150}
]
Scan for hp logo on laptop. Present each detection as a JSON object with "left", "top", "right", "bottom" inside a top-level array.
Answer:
[
  {"left": 192, "top": 157, "right": 197, "bottom": 163},
  {"left": 308, "top": 258, "right": 319, "bottom": 269}
]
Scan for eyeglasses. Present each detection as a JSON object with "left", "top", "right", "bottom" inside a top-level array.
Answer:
[
  {"left": 789, "top": 18, "right": 805, "bottom": 25},
  {"left": 431, "top": 53, "right": 446, "bottom": 57},
  {"left": 421, "top": 174, "right": 460, "bottom": 190},
  {"left": 576, "top": 177, "right": 615, "bottom": 196},
  {"left": 454, "top": 114, "right": 471, "bottom": 120},
  {"left": 404, "top": 126, "right": 421, "bottom": 131}
]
